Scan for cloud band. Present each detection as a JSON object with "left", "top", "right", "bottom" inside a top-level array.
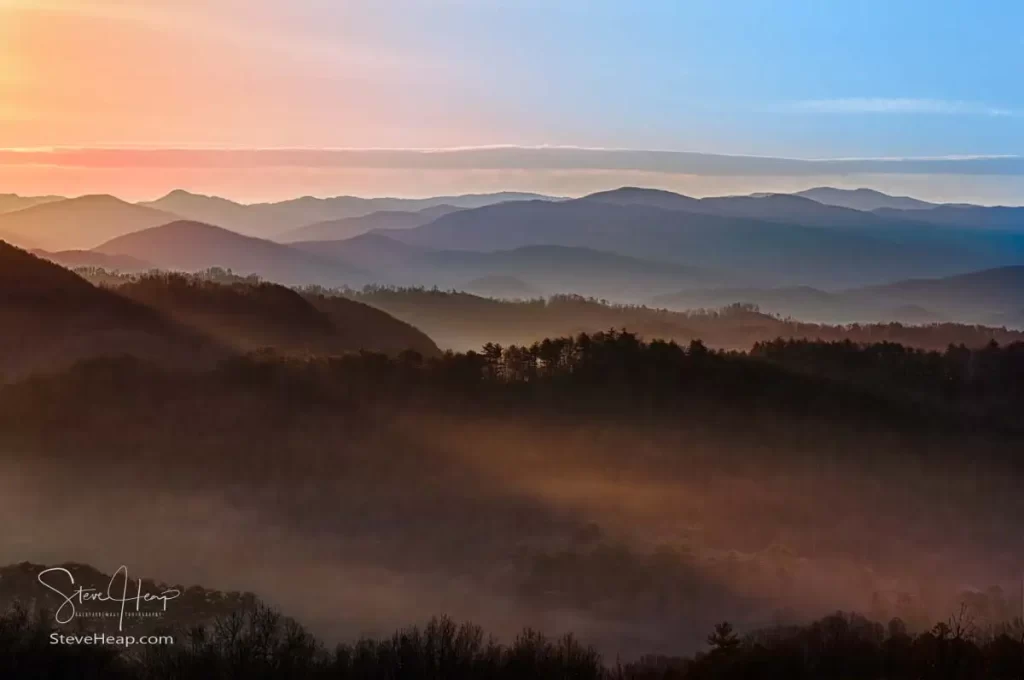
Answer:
[{"left": 1, "top": 147, "right": 1022, "bottom": 176}]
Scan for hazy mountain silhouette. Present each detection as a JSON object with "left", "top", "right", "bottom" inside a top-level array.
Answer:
[
  {"left": 582, "top": 186, "right": 702, "bottom": 210},
  {"left": 280, "top": 204, "right": 463, "bottom": 242},
  {"left": 655, "top": 285, "right": 949, "bottom": 325},
  {"left": 0, "top": 230, "right": 38, "bottom": 249},
  {"left": 138, "top": 189, "right": 255, "bottom": 232},
  {"left": 847, "top": 265, "right": 1024, "bottom": 323},
  {"left": 95, "top": 220, "right": 364, "bottom": 286},
  {"left": 349, "top": 286, "right": 1022, "bottom": 352},
  {"left": 875, "top": 204, "right": 1024, "bottom": 231},
  {"left": 656, "top": 264, "right": 1024, "bottom": 326},
  {"left": 0, "top": 195, "right": 178, "bottom": 251},
  {"left": 0, "top": 193, "right": 65, "bottom": 215},
  {"left": 654, "top": 286, "right": 848, "bottom": 321},
  {"left": 33, "top": 249, "right": 154, "bottom": 272},
  {"left": 0, "top": 242, "right": 215, "bottom": 377},
  {"left": 795, "top": 187, "right": 939, "bottom": 211},
  {"left": 141, "top": 190, "right": 556, "bottom": 238},
  {"left": 119, "top": 274, "right": 440, "bottom": 357},
  {"left": 694, "top": 193, "right": 897, "bottom": 228},
  {"left": 376, "top": 198, "right": 986, "bottom": 287},
  {"left": 583, "top": 186, "right": 913, "bottom": 229},
  {"left": 292, "top": 235, "right": 720, "bottom": 299},
  {"left": 301, "top": 290, "right": 441, "bottom": 357},
  {"left": 290, "top": 232, "right": 428, "bottom": 271},
  {"left": 464, "top": 275, "right": 540, "bottom": 299},
  {"left": 419, "top": 245, "right": 721, "bottom": 299}
]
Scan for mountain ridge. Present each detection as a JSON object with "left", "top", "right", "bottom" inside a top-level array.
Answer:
[
  {"left": 96, "top": 220, "right": 364, "bottom": 286},
  {"left": 280, "top": 204, "right": 464, "bottom": 242},
  {"left": 291, "top": 237, "right": 722, "bottom": 299},
  {"left": 371, "top": 196, "right": 988, "bottom": 287},
  {"left": 0, "top": 241, "right": 219, "bottom": 377},
  {"left": 0, "top": 195, "right": 178, "bottom": 251},
  {"left": 655, "top": 264, "right": 1024, "bottom": 326},
  {"left": 795, "top": 187, "right": 939, "bottom": 211},
  {"left": 141, "top": 190, "right": 559, "bottom": 238},
  {"left": 117, "top": 273, "right": 441, "bottom": 357},
  {"left": 0, "top": 193, "right": 66, "bottom": 215}
]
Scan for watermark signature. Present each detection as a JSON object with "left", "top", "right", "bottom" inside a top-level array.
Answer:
[
  {"left": 37, "top": 565, "right": 181, "bottom": 633},
  {"left": 50, "top": 632, "right": 175, "bottom": 647}
]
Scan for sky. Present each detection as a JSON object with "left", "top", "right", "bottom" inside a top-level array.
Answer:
[{"left": 1, "top": 0, "right": 1023, "bottom": 202}]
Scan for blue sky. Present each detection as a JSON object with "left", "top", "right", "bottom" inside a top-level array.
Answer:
[
  {"left": 2, "top": 0, "right": 1023, "bottom": 201},
  {"left": 311, "top": 0, "right": 1024, "bottom": 158}
]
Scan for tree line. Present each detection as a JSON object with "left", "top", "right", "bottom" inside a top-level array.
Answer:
[
  {"left": 4, "top": 602, "right": 1024, "bottom": 679},
  {"left": 74, "top": 267, "right": 1024, "bottom": 354},
  {"left": 6, "top": 330, "right": 1024, "bottom": 437}
]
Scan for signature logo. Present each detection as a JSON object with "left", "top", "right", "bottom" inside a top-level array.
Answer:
[{"left": 37, "top": 565, "right": 181, "bottom": 632}]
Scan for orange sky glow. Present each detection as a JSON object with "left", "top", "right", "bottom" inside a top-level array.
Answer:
[{"left": 2, "top": 1, "right": 1023, "bottom": 203}]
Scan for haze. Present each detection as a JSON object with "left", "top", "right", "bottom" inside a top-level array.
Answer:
[{"left": 4, "top": 2, "right": 1024, "bottom": 676}]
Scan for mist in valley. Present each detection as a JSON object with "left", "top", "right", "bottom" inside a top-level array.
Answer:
[{"left": 3, "top": 361, "right": 1022, "bottom": 660}]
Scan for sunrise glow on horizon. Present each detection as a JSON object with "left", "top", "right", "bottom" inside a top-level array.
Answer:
[{"left": 2, "top": 0, "right": 1023, "bottom": 202}]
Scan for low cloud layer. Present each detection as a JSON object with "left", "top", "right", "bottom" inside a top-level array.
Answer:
[{"left": 3, "top": 146, "right": 1024, "bottom": 176}]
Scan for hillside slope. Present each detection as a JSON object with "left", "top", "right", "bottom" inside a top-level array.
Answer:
[
  {"left": 875, "top": 205, "right": 1024, "bottom": 231},
  {"left": 655, "top": 264, "right": 1024, "bottom": 326},
  {"left": 96, "top": 220, "right": 364, "bottom": 286},
  {"left": 119, "top": 274, "right": 440, "bottom": 357},
  {"left": 33, "top": 249, "right": 154, "bottom": 272},
  {"left": 377, "top": 198, "right": 980, "bottom": 287},
  {"left": 141, "top": 190, "right": 555, "bottom": 238},
  {"left": 0, "top": 242, "right": 216, "bottom": 377},
  {"left": 292, "top": 235, "right": 722, "bottom": 299},
  {"left": 281, "top": 204, "right": 462, "bottom": 242},
  {"left": 0, "top": 194, "right": 64, "bottom": 215},
  {"left": 795, "top": 187, "right": 938, "bottom": 211},
  {"left": 584, "top": 187, "right": 899, "bottom": 228},
  {"left": 0, "top": 195, "right": 177, "bottom": 250}
]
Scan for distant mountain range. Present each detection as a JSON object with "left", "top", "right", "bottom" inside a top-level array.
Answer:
[
  {"left": 369, "top": 192, "right": 1001, "bottom": 287},
  {"left": 464, "top": 275, "right": 540, "bottom": 299},
  {"left": 348, "top": 285, "right": 1024, "bottom": 352},
  {"left": 33, "top": 248, "right": 154, "bottom": 272},
  {"left": 280, "top": 204, "right": 463, "bottom": 242},
  {"left": 292, "top": 232, "right": 426, "bottom": 271},
  {"left": 794, "top": 187, "right": 939, "bottom": 211},
  {"left": 655, "top": 265, "right": 1024, "bottom": 327},
  {"left": 0, "top": 193, "right": 64, "bottom": 215},
  {"left": 140, "top": 190, "right": 558, "bottom": 238},
  {"left": 585, "top": 186, "right": 901, "bottom": 229},
  {"left": 289, "top": 235, "right": 722, "bottom": 299},
  {"left": 0, "top": 195, "right": 177, "bottom": 250},
  {"left": 422, "top": 244, "right": 720, "bottom": 299},
  {"left": 96, "top": 220, "right": 363, "bottom": 286},
  {"left": 874, "top": 205, "right": 1024, "bottom": 231},
  {"left": 850, "top": 265, "right": 1024, "bottom": 322},
  {"left": 3, "top": 185, "right": 1024, "bottom": 312}
]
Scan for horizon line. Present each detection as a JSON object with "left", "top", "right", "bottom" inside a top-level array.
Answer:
[
  {"left": 1, "top": 146, "right": 1022, "bottom": 176},
  {"left": 4, "top": 185, "right": 1015, "bottom": 209},
  {"left": 1, "top": 144, "right": 1019, "bottom": 163}
]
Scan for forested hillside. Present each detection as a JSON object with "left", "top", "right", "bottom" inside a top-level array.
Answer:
[
  {"left": 3, "top": 334, "right": 1024, "bottom": 662},
  {"left": 342, "top": 286, "right": 1024, "bottom": 352}
]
